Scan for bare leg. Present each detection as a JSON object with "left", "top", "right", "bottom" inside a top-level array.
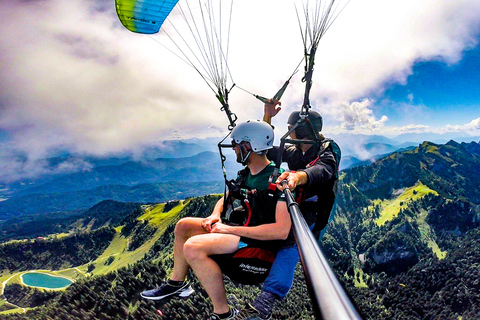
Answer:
[
  {"left": 183, "top": 233, "right": 240, "bottom": 314},
  {"left": 170, "top": 217, "right": 208, "bottom": 281}
]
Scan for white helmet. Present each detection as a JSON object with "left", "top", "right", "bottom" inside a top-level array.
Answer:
[{"left": 231, "top": 120, "right": 274, "bottom": 152}]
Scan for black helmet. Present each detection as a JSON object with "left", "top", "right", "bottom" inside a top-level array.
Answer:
[{"left": 287, "top": 111, "right": 323, "bottom": 139}]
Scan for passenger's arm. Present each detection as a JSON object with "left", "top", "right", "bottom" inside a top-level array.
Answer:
[
  {"left": 302, "top": 148, "right": 336, "bottom": 186},
  {"left": 202, "top": 196, "right": 224, "bottom": 232},
  {"left": 210, "top": 201, "right": 291, "bottom": 240}
]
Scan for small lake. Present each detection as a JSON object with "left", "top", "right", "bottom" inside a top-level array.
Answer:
[{"left": 21, "top": 272, "right": 73, "bottom": 289}]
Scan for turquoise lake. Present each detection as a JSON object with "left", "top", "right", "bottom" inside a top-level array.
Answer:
[{"left": 21, "top": 272, "right": 73, "bottom": 289}]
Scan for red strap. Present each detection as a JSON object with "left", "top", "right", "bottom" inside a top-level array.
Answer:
[
  {"left": 243, "top": 200, "right": 252, "bottom": 226},
  {"left": 296, "top": 187, "right": 305, "bottom": 204},
  {"left": 233, "top": 247, "right": 275, "bottom": 263},
  {"left": 307, "top": 156, "right": 319, "bottom": 168}
]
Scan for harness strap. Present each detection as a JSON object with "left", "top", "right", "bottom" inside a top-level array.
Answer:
[{"left": 243, "top": 200, "right": 252, "bottom": 226}]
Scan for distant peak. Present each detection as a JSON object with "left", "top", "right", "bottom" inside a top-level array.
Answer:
[
  {"left": 420, "top": 141, "right": 435, "bottom": 148},
  {"left": 445, "top": 140, "right": 460, "bottom": 147}
]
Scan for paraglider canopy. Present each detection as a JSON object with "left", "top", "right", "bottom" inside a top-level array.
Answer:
[
  {"left": 116, "top": 0, "right": 238, "bottom": 129},
  {"left": 115, "top": 0, "right": 179, "bottom": 34}
]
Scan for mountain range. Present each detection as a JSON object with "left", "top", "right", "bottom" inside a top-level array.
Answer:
[
  {"left": 1, "top": 139, "right": 480, "bottom": 319},
  {"left": 0, "top": 151, "right": 242, "bottom": 219},
  {"left": 2, "top": 132, "right": 478, "bottom": 219}
]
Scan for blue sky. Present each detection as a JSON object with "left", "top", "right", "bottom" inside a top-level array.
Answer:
[
  {"left": 378, "top": 45, "right": 480, "bottom": 128},
  {"left": 1, "top": 0, "right": 480, "bottom": 182}
]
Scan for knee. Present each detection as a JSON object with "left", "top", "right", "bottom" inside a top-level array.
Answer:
[
  {"left": 174, "top": 217, "right": 197, "bottom": 238},
  {"left": 183, "top": 238, "right": 206, "bottom": 264},
  {"left": 263, "top": 278, "right": 292, "bottom": 299}
]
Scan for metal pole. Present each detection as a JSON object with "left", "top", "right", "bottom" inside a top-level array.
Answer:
[{"left": 282, "top": 181, "right": 362, "bottom": 320}]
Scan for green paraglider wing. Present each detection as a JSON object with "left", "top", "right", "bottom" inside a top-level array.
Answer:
[{"left": 115, "top": 0, "right": 179, "bottom": 34}]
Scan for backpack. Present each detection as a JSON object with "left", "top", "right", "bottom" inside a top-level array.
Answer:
[
  {"left": 316, "top": 138, "right": 341, "bottom": 179},
  {"left": 300, "top": 137, "right": 341, "bottom": 234},
  {"left": 303, "top": 137, "right": 341, "bottom": 192}
]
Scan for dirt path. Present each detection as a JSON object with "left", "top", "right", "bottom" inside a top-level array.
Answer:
[{"left": 1, "top": 272, "right": 27, "bottom": 314}]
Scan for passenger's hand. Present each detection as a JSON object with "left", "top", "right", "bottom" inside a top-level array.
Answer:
[
  {"left": 210, "top": 222, "right": 232, "bottom": 234},
  {"left": 276, "top": 171, "right": 306, "bottom": 190},
  {"left": 202, "top": 216, "right": 220, "bottom": 232}
]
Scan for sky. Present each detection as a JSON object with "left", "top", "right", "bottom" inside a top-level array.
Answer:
[{"left": 1, "top": 0, "right": 480, "bottom": 182}]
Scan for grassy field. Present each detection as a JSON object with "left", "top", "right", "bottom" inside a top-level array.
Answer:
[
  {"left": 79, "top": 201, "right": 187, "bottom": 276},
  {"left": 372, "top": 181, "right": 445, "bottom": 259},
  {"left": 374, "top": 181, "right": 438, "bottom": 226},
  {"left": 416, "top": 209, "right": 447, "bottom": 259}
]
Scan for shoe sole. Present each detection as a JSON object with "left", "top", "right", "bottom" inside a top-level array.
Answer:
[
  {"left": 179, "top": 286, "right": 195, "bottom": 297},
  {"left": 140, "top": 286, "right": 195, "bottom": 300}
]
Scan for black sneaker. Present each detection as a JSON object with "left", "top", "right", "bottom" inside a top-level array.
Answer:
[
  {"left": 140, "top": 281, "right": 194, "bottom": 300},
  {"left": 234, "top": 303, "right": 271, "bottom": 320},
  {"left": 207, "top": 307, "right": 239, "bottom": 320}
]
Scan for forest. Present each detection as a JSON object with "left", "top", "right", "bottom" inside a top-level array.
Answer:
[{"left": 0, "top": 228, "right": 115, "bottom": 271}]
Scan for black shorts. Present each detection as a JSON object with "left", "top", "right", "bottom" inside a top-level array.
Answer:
[{"left": 212, "top": 246, "right": 276, "bottom": 285}]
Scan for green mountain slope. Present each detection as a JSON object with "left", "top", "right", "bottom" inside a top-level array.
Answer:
[
  {"left": 323, "top": 140, "right": 480, "bottom": 318},
  {"left": 342, "top": 140, "right": 480, "bottom": 202}
]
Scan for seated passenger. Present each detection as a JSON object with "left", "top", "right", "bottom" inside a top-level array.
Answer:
[{"left": 140, "top": 120, "right": 292, "bottom": 320}]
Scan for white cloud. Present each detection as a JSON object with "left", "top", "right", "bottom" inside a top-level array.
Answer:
[
  {"left": 391, "top": 124, "right": 431, "bottom": 133},
  {"left": 330, "top": 99, "right": 388, "bottom": 131},
  {"left": 0, "top": 0, "right": 480, "bottom": 168},
  {"left": 444, "top": 118, "right": 480, "bottom": 133},
  {"left": 0, "top": 143, "right": 94, "bottom": 183}
]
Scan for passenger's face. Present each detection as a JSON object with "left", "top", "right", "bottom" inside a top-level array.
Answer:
[
  {"left": 288, "top": 125, "right": 297, "bottom": 139},
  {"left": 233, "top": 141, "right": 250, "bottom": 164},
  {"left": 232, "top": 141, "right": 242, "bottom": 163}
]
